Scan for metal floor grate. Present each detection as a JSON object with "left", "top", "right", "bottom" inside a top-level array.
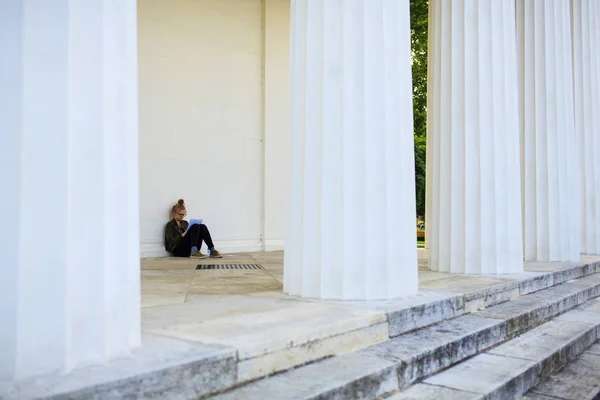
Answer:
[{"left": 196, "top": 264, "right": 264, "bottom": 270}]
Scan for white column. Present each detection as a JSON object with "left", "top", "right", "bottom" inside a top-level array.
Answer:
[
  {"left": 427, "top": 0, "right": 524, "bottom": 274},
  {"left": 516, "top": 0, "right": 580, "bottom": 262},
  {"left": 572, "top": 0, "right": 600, "bottom": 255},
  {"left": 264, "top": 0, "right": 291, "bottom": 252},
  {"left": 424, "top": 0, "right": 436, "bottom": 250},
  {"left": 0, "top": 0, "right": 140, "bottom": 380},
  {"left": 284, "top": 0, "right": 418, "bottom": 300}
]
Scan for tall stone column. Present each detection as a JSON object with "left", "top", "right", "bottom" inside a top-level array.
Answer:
[
  {"left": 427, "top": 0, "right": 524, "bottom": 274},
  {"left": 572, "top": 0, "right": 600, "bottom": 254},
  {"left": 0, "top": 0, "right": 140, "bottom": 379},
  {"left": 516, "top": 0, "right": 580, "bottom": 262},
  {"left": 284, "top": 0, "right": 418, "bottom": 300},
  {"left": 424, "top": 0, "right": 437, "bottom": 250}
]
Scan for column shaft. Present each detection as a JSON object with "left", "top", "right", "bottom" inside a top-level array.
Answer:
[
  {"left": 517, "top": 0, "right": 580, "bottom": 262},
  {"left": 284, "top": 0, "right": 418, "bottom": 300},
  {"left": 572, "top": 0, "right": 600, "bottom": 254},
  {"left": 424, "top": 0, "right": 436, "bottom": 250},
  {"left": 427, "top": 0, "right": 524, "bottom": 274},
  {"left": 0, "top": 0, "right": 140, "bottom": 379}
]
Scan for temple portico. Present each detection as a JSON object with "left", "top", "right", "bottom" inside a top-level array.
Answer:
[{"left": 2, "top": 0, "right": 600, "bottom": 391}]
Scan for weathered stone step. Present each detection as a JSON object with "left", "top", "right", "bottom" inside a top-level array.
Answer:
[
  {"left": 1, "top": 335, "right": 237, "bottom": 400},
  {"left": 362, "top": 273, "right": 600, "bottom": 389},
  {"left": 165, "top": 259, "right": 600, "bottom": 391},
  {"left": 210, "top": 353, "right": 398, "bottom": 400},
  {"left": 389, "top": 300, "right": 600, "bottom": 400},
  {"left": 477, "top": 272, "right": 600, "bottom": 336},
  {"left": 389, "top": 258, "right": 600, "bottom": 338},
  {"left": 6, "top": 261, "right": 600, "bottom": 400},
  {"left": 207, "top": 274, "right": 600, "bottom": 400},
  {"left": 147, "top": 259, "right": 600, "bottom": 396},
  {"left": 522, "top": 342, "right": 600, "bottom": 400}
]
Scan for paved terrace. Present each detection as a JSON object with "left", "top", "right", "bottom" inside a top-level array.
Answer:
[{"left": 141, "top": 250, "right": 600, "bottom": 383}]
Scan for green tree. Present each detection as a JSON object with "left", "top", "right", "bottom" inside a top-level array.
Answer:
[
  {"left": 410, "top": 0, "right": 428, "bottom": 218},
  {"left": 414, "top": 134, "right": 427, "bottom": 219}
]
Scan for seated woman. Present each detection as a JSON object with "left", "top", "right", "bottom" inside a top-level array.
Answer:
[{"left": 164, "top": 199, "right": 222, "bottom": 258}]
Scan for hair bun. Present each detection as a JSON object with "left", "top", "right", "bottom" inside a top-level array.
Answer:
[{"left": 177, "top": 199, "right": 185, "bottom": 205}]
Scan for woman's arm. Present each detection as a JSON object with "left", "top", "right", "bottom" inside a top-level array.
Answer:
[
  {"left": 165, "top": 222, "right": 183, "bottom": 252},
  {"left": 180, "top": 220, "right": 189, "bottom": 236}
]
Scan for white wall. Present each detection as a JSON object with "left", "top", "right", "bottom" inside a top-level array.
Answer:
[
  {"left": 138, "top": 0, "right": 290, "bottom": 256},
  {"left": 264, "top": 0, "right": 291, "bottom": 251},
  {"left": 138, "top": 0, "right": 264, "bottom": 256}
]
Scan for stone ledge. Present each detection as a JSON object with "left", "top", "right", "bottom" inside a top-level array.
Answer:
[{"left": 0, "top": 335, "right": 237, "bottom": 400}]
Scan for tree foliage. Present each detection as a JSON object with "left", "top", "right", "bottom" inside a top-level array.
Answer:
[
  {"left": 410, "top": 0, "right": 428, "bottom": 218},
  {"left": 414, "top": 134, "right": 426, "bottom": 218}
]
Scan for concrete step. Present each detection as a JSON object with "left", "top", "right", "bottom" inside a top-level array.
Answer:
[
  {"left": 522, "top": 342, "right": 600, "bottom": 400},
  {"left": 206, "top": 272, "right": 600, "bottom": 400},
  {"left": 389, "top": 301, "right": 600, "bottom": 399}
]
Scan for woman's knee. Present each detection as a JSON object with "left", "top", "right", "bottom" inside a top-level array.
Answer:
[{"left": 189, "top": 223, "right": 207, "bottom": 232}]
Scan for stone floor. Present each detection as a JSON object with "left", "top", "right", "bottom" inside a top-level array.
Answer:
[
  {"left": 141, "top": 249, "right": 600, "bottom": 375},
  {"left": 141, "top": 249, "right": 599, "bottom": 307},
  {"left": 142, "top": 251, "right": 285, "bottom": 308}
]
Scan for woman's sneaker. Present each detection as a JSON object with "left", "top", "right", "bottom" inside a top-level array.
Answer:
[
  {"left": 191, "top": 251, "right": 207, "bottom": 259},
  {"left": 209, "top": 250, "right": 223, "bottom": 258}
]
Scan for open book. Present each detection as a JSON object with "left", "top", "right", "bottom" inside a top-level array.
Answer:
[{"left": 184, "top": 218, "right": 203, "bottom": 235}]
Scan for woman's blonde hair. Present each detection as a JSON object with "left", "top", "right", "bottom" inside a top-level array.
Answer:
[{"left": 171, "top": 199, "right": 186, "bottom": 214}]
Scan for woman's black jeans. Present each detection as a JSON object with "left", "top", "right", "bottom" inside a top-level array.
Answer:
[{"left": 173, "top": 224, "right": 215, "bottom": 257}]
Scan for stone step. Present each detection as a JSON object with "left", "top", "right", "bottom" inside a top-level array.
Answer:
[
  {"left": 205, "top": 273, "right": 600, "bottom": 400},
  {"left": 389, "top": 301, "right": 600, "bottom": 399},
  {"left": 389, "top": 259, "right": 600, "bottom": 338},
  {"left": 1, "top": 335, "right": 237, "bottom": 400},
  {"left": 522, "top": 342, "right": 600, "bottom": 400},
  {"left": 362, "top": 273, "right": 600, "bottom": 389},
  {"left": 141, "top": 259, "right": 600, "bottom": 394},
  {"left": 9, "top": 261, "right": 600, "bottom": 400},
  {"left": 477, "top": 272, "right": 600, "bottom": 337},
  {"left": 211, "top": 353, "right": 398, "bottom": 400}
]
